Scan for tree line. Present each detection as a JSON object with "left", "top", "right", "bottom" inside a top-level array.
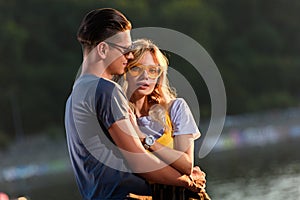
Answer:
[{"left": 0, "top": 0, "right": 299, "bottom": 142}]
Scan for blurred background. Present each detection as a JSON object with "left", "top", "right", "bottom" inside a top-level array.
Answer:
[{"left": 0, "top": 0, "right": 300, "bottom": 199}]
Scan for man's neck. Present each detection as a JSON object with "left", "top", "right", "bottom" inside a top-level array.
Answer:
[
  {"left": 81, "top": 47, "right": 115, "bottom": 79},
  {"left": 101, "top": 71, "right": 113, "bottom": 80},
  {"left": 81, "top": 56, "right": 112, "bottom": 79}
]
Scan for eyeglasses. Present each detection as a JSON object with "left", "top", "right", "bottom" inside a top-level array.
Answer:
[
  {"left": 106, "top": 42, "right": 133, "bottom": 55},
  {"left": 127, "top": 65, "right": 163, "bottom": 79}
]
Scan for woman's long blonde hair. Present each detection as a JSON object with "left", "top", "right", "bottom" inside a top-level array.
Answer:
[
  {"left": 117, "top": 39, "right": 177, "bottom": 128},
  {"left": 127, "top": 39, "right": 176, "bottom": 104}
]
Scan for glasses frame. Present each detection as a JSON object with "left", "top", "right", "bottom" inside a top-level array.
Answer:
[
  {"left": 106, "top": 42, "right": 133, "bottom": 55},
  {"left": 127, "top": 64, "right": 164, "bottom": 79}
]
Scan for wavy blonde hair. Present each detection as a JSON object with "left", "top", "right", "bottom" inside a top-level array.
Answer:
[{"left": 116, "top": 39, "right": 176, "bottom": 129}]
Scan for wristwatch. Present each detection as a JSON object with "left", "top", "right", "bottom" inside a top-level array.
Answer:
[{"left": 143, "top": 135, "right": 155, "bottom": 150}]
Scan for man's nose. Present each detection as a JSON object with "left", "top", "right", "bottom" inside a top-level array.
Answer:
[{"left": 125, "top": 52, "right": 134, "bottom": 59}]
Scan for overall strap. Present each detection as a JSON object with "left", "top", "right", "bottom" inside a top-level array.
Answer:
[{"left": 156, "top": 112, "right": 173, "bottom": 148}]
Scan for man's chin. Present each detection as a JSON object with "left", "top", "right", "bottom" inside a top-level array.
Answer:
[
  {"left": 119, "top": 70, "right": 125, "bottom": 75},
  {"left": 111, "top": 71, "right": 125, "bottom": 81}
]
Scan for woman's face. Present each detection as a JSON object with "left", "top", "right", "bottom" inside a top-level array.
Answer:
[{"left": 126, "top": 51, "right": 161, "bottom": 100}]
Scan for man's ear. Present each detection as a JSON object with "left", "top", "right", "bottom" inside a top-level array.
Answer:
[{"left": 97, "top": 42, "right": 109, "bottom": 59}]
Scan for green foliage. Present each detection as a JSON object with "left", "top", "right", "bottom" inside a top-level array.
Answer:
[
  {"left": 0, "top": 130, "right": 12, "bottom": 150},
  {"left": 0, "top": 0, "right": 300, "bottom": 137}
]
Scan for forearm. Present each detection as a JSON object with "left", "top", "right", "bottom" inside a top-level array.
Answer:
[
  {"left": 137, "top": 160, "right": 191, "bottom": 187},
  {"left": 150, "top": 141, "right": 193, "bottom": 175},
  {"left": 137, "top": 163, "right": 206, "bottom": 194}
]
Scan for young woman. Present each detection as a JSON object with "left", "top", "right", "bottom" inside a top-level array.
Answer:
[{"left": 118, "top": 39, "right": 210, "bottom": 199}]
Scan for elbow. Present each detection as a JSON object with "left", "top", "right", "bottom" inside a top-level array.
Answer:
[
  {"left": 182, "top": 155, "right": 193, "bottom": 175},
  {"left": 182, "top": 165, "right": 193, "bottom": 176}
]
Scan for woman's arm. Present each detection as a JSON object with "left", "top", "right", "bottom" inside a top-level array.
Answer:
[
  {"left": 151, "top": 98, "right": 200, "bottom": 175},
  {"left": 148, "top": 134, "right": 194, "bottom": 175},
  {"left": 129, "top": 111, "right": 194, "bottom": 175},
  {"left": 108, "top": 118, "right": 205, "bottom": 191}
]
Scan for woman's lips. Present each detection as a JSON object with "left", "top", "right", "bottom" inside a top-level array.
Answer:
[{"left": 136, "top": 82, "right": 149, "bottom": 89}]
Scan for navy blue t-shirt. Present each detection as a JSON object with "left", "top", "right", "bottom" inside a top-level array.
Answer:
[{"left": 65, "top": 74, "right": 151, "bottom": 199}]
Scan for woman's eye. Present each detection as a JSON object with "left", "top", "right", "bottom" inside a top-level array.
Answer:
[
  {"left": 131, "top": 66, "right": 141, "bottom": 72},
  {"left": 149, "top": 68, "right": 157, "bottom": 73}
]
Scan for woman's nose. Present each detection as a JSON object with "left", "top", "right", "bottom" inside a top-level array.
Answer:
[{"left": 139, "top": 69, "right": 149, "bottom": 79}]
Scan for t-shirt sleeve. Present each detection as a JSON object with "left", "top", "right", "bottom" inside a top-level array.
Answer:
[
  {"left": 169, "top": 98, "right": 201, "bottom": 139},
  {"left": 95, "top": 79, "right": 129, "bottom": 130}
]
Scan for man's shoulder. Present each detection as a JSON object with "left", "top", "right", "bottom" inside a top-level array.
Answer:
[
  {"left": 72, "top": 75, "right": 125, "bottom": 101},
  {"left": 96, "top": 78, "right": 124, "bottom": 95},
  {"left": 98, "top": 77, "right": 120, "bottom": 88},
  {"left": 74, "top": 74, "right": 99, "bottom": 89}
]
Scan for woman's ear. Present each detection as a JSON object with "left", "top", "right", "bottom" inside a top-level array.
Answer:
[{"left": 97, "top": 42, "right": 108, "bottom": 59}]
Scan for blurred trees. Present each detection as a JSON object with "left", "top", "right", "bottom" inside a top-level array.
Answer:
[{"left": 0, "top": 0, "right": 299, "bottom": 139}]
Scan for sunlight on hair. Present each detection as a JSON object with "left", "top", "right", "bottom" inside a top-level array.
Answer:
[{"left": 17, "top": 197, "right": 28, "bottom": 200}]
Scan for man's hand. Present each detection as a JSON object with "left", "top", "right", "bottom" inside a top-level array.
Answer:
[
  {"left": 128, "top": 108, "right": 137, "bottom": 126},
  {"left": 128, "top": 108, "right": 145, "bottom": 141}
]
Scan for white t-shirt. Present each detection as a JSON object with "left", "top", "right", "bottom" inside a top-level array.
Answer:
[{"left": 137, "top": 98, "right": 201, "bottom": 140}]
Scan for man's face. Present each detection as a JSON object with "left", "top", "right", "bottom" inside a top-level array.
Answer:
[{"left": 105, "top": 30, "right": 134, "bottom": 76}]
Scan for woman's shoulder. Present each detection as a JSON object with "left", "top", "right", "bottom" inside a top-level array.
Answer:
[
  {"left": 168, "top": 98, "right": 190, "bottom": 119},
  {"left": 168, "top": 98, "right": 188, "bottom": 110}
]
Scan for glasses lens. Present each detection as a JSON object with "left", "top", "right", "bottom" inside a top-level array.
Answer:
[
  {"left": 107, "top": 42, "right": 132, "bottom": 55},
  {"left": 128, "top": 65, "right": 162, "bottom": 79},
  {"left": 147, "top": 66, "right": 161, "bottom": 79},
  {"left": 128, "top": 66, "right": 143, "bottom": 76},
  {"left": 125, "top": 45, "right": 133, "bottom": 53}
]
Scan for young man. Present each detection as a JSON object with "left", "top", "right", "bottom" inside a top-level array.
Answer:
[{"left": 65, "top": 8, "right": 205, "bottom": 199}]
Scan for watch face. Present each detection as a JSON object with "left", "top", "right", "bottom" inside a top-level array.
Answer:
[{"left": 145, "top": 135, "right": 155, "bottom": 146}]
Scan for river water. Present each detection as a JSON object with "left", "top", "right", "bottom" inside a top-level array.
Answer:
[
  {"left": 1, "top": 116, "right": 300, "bottom": 200},
  {"left": 210, "top": 172, "right": 300, "bottom": 200},
  {"left": 0, "top": 139, "right": 299, "bottom": 200},
  {"left": 199, "top": 139, "right": 300, "bottom": 200}
]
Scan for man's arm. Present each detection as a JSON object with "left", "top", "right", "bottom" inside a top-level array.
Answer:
[{"left": 108, "top": 118, "right": 205, "bottom": 192}]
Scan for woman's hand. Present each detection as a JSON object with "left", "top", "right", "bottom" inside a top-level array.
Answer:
[
  {"left": 187, "top": 166, "right": 211, "bottom": 200},
  {"left": 180, "top": 166, "right": 206, "bottom": 193},
  {"left": 190, "top": 166, "right": 206, "bottom": 188}
]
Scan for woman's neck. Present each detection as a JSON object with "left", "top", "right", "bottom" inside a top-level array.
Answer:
[{"left": 131, "top": 95, "right": 150, "bottom": 117}]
